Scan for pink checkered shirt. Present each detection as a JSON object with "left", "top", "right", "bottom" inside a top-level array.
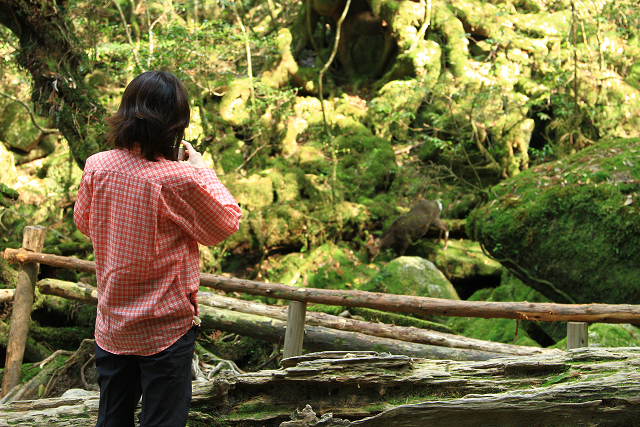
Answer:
[{"left": 74, "top": 147, "right": 241, "bottom": 355}]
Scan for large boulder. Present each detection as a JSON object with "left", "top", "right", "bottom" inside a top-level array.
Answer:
[
  {"left": 364, "top": 256, "right": 460, "bottom": 300},
  {"left": 466, "top": 137, "right": 640, "bottom": 305}
]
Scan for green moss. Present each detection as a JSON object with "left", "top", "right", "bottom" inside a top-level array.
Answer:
[
  {"left": 433, "top": 6, "right": 469, "bottom": 79},
  {"left": 421, "top": 239, "right": 502, "bottom": 282},
  {"left": 364, "top": 256, "right": 460, "bottom": 300},
  {"left": 336, "top": 135, "right": 398, "bottom": 199},
  {"left": 263, "top": 241, "right": 378, "bottom": 290},
  {"left": 218, "top": 78, "right": 253, "bottom": 126},
  {"left": 448, "top": 316, "right": 540, "bottom": 347},
  {"left": 218, "top": 137, "right": 245, "bottom": 173},
  {"left": 0, "top": 183, "right": 19, "bottom": 201},
  {"left": 467, "top": 137, "right": 640, "bottom": 305},
  {"left": 366, "top": 80, "right": 426, "bottom": 141},
  {"left": 220, "top": 173, "right": 274, "bottom": 210},
  {"left": 268, "top": 168, "right": 304, "bottom": 202}
]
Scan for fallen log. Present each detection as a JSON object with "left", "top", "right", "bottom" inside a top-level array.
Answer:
[
  {"left": 197, "top": 292, "right": 560, "bottom": 356},
  {"left": 37, "top": 279, "right": 557, "bottom": 357},
  {"left": 8, "top": 248, "right": 640, "bottom": 323},
  {"left": 36, "top": 278, "right": 501, "bottom": 361},
  {"left": 2, "top": 348, "right": 640, "bottom": 427},
  {"left": 198, "top": 304, "right": 501, "bottom": 361}
]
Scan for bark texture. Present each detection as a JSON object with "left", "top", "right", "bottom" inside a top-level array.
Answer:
[
  {"left": 0, "top": 0, "right": 107, "bottom": 167},
  {"left": 1, "top": 348, "right": 640, "bottom": 426}
]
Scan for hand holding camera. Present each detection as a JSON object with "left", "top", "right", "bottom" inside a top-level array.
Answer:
[{"left": 179, "top": 140, "right": 206, "bottom": 170}]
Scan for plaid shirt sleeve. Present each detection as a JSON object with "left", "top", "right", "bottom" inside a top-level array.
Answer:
[
  {"left": 161, "top": 168, "right": 242, "bottom": 247},
  {"left": 74, "top": 168, "right": 92, "bottom": 236}
]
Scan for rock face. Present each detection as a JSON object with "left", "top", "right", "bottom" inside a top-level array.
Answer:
[{"left": 466, "top": 137, "right": 640, "bottom": 305}]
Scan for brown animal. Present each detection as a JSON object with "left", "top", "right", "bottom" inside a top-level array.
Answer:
[{"left": 366, "top": 200, "right": 449, "bottom": 261}]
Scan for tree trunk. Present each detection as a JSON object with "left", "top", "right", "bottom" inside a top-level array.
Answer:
[{"left": 0, "top": 0, "right": 108, "bottom": 167}]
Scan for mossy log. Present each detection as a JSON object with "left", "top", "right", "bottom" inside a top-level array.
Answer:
[{"left": 2, "top": 348, "right": 640, "bottom": 426}]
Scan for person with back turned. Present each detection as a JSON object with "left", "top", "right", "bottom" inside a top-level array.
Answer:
[{"left": 74, "top": 70, "right": 242, "bottom": 427}]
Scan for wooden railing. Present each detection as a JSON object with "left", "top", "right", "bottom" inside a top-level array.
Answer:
[{"left": 3, "top": 226, "right": 638, "bottom": 396}]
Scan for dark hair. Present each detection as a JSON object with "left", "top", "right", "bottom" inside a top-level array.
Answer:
[{"left": 105, "top": 71, "right": 190, "bottom": 161}]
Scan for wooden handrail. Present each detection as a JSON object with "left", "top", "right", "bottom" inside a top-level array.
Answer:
[{"left": 4, "top": 248, "right": 640, "bottom": 324}]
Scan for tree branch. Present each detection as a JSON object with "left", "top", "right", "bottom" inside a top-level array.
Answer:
[{"left": 0, "top": 91, "right": 58, "bottom": 134}]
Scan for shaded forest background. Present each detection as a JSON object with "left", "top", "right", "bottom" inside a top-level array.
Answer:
[{"left": 0, "top": 0, "right": 640, "bottom": 371}]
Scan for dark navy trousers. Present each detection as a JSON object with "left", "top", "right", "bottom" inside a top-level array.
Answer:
[{"left": 94, "top": 326, "right": 197, "bottom": 427}]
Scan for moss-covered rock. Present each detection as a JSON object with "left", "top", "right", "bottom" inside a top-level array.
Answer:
[
  {"left": 260, "top": 28, "right": 298, "bottom": 89},
  {"left": 220, "top": 173, "right": 274, "bottom": 211},
  {"left": 467, "top": 137, "right": 640, "bottom": 305},
  {"left": 280, "top": 115, "right": 308, "bottom": 157},
  {"left": 377, "top": 39, "right": 442, "bottom": 87},
  {"left": 422, "top": 238, "right": 502, "bottom": 283},
  {"left": 268, "top": 168, "right": 304, "bottom": 202},
  {"left": 218, "top": 136, "right": 245, "bottom": 173},
  {"left": 336, "top": 135, "right": 398, "bottom": 199},
  {"left": 366, "top": 79, "right": 426, "bottom": 141},
  {"left": 364, "top": 256, "right": 460, "bottom": 300},
  {"left": 12, "top": 133, "right": 57, "bottom": 165},
  {"left": 261, "top": 241, "right": 378, "bottom": 291},
  {"left": 432, "top": 3, "right": 469, "bottom": 79},
  {"left": 448, "top": 315, "right": 540, "bottom": 347},
  {"left": 219, "top": 78, "right": 253, "bottom": 126},
  {"left": 446, "top": 276, "right": 548, "bottom": 347}
]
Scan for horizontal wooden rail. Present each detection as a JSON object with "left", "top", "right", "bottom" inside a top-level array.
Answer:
[
  {"left": 5, "top": 248, "right": 640, "bottom": 324},
  {"left": 37, "top": 279, "right": 562, "bottom": 356}
]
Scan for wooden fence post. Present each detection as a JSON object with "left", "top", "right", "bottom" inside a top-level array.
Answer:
[
  {"left": 283, "top": 300, "right": 307, "bottom": 360},
  {"left": 567, "top": 322, "right": 589, "bottom": 350},
  {"left": 1, "top": 226, "right": 47, "bottom": 397}
]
